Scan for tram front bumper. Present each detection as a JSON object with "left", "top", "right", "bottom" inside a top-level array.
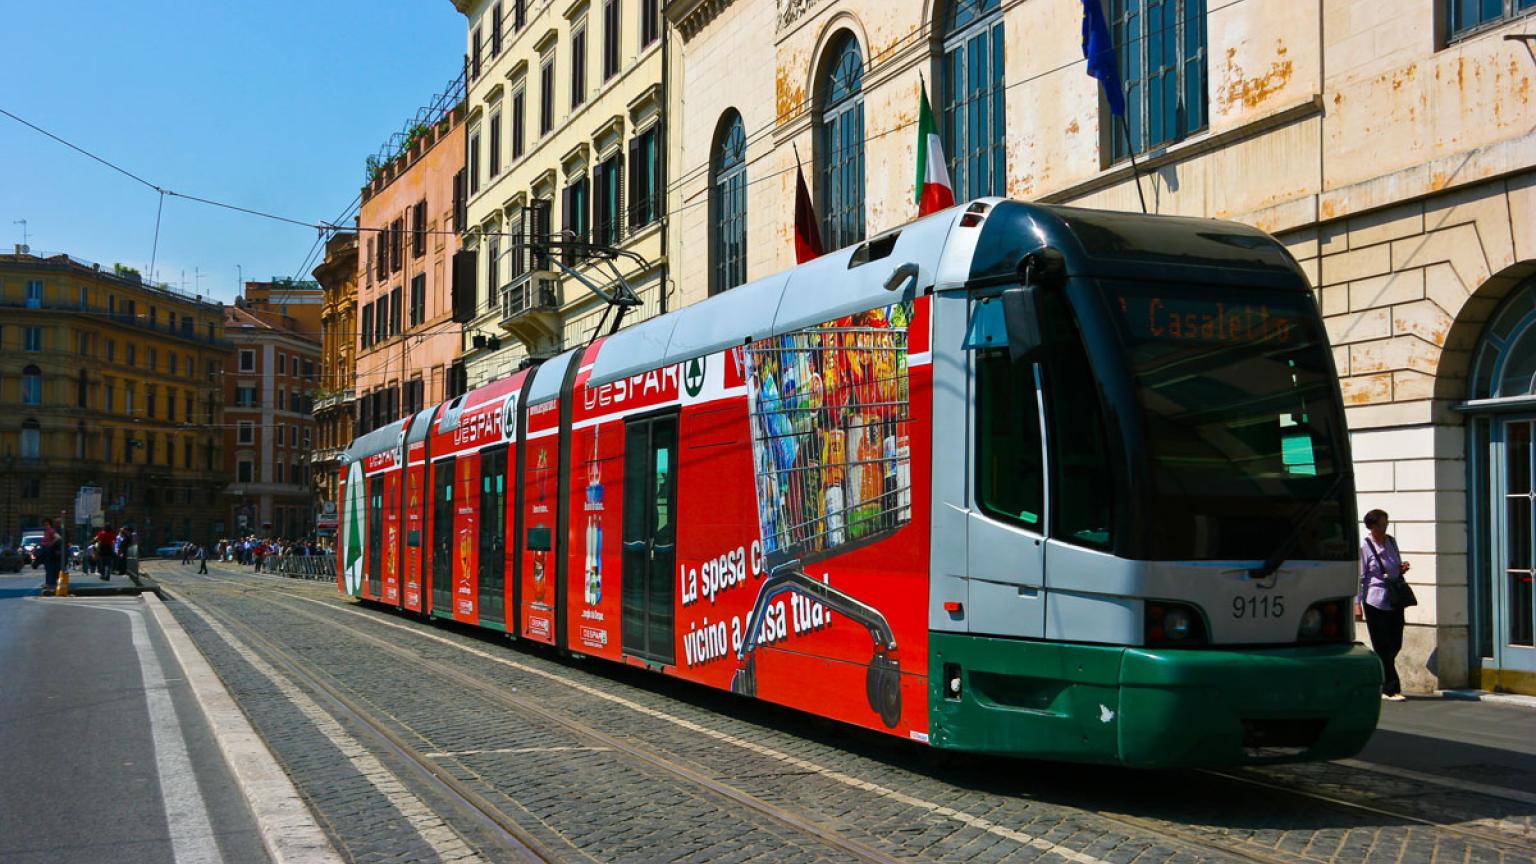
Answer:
[{"left": 929, "top": 634, "right": 1383, "bottom": 768}]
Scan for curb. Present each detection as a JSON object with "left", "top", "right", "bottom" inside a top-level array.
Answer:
[
  {"left": 143, "top": 589, "right": 344, "bottom": 864},
  {"left": 1437, "top": 688, "right": 1536, "bottom": 709}
]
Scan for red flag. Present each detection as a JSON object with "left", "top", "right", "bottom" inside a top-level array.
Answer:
[{"left": 794, "top": 152, "right": 823, "bottom": 264}]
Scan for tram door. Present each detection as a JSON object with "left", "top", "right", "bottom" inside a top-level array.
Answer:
[
  {"left": 367, "top": 476, "right": 384, "bottom": 600},
  {"left": 431, "top": 457, "right": 456, "bottom": 616},
  {"left": 479, "top": 446, "right": 508, "bottom": 627},
  {"left": 622, "top": 414, "right": 677, "bottom": 663},
  {"left": 1495, "top": 419, "right": 1536, "bottom": 674}
]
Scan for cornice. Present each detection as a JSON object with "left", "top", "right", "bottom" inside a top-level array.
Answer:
[{"left": 667, "top": 0, "right": 735, "bottom": 41}]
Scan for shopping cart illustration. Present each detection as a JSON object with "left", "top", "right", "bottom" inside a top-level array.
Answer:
[{"left": 729, "top": 309, "right": 913, "bottom": 728}]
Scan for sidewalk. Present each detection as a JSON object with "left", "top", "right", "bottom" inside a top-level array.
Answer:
[{"left": 1352, "top": 694, "right": 1536, "bottom": 797}]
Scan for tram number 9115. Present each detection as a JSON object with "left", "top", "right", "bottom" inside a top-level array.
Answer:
[{"left": 1233, "top": 594, "right": 1285, "bottom": 619}]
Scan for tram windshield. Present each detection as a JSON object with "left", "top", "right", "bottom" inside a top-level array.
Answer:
[{"left": 1104, "top": 281, "right": 1354, "bottom": 561}]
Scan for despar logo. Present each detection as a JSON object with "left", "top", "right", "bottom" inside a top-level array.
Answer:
[
  {"left": 343, "top": 460, "right": 366, "bottom": 596},
  {"left": 684, "top": 355, "right": 706, "bottom": 398}
]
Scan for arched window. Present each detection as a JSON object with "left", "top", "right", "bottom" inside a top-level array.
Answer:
[
  {"left": 710, "top": 110, "right": 748, "bottom": 295},
  {"left": 818, "top": 32, "right": 865, "bottom": 251},
  {"left": 20, "top": 419, "right": 41, "bottom": 459},
  {"left": 22, "top": 364, "right": 42, "bottom": 405},
  {"left": 940, "top": 0, "right": 1005, "bottom": 200}
]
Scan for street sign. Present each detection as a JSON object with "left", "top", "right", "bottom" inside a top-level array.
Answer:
[{"left": 75, "top": 486, "right": 102, "bottom": 524}]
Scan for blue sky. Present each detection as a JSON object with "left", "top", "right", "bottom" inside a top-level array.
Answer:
[{"left": 1, "top": 1, "right": 465, "bottom": 303}]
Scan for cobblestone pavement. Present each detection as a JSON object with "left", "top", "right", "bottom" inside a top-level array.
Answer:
[{"left": 147, "top": 561, "right": 1536, "bottom": 864}]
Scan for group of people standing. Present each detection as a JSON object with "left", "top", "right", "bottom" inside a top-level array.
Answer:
[
  {"left": 211, "top": 536, "right": 326, "bottom": 573},
  {"left": 34, "top": 520, "right": 140, "bottom": 595}
]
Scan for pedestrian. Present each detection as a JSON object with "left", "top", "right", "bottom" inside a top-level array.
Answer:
[
  {"left": 1359, "top": 509, "right": 1414, "bottom": 701},
  {"left": 95, "top": 524, "right": 115, "bottom": 580},
  {"left": 197, "top": 543, "right": 209, "bottom": 574},
  {"left": 37, "top": 517, "right": 63, "bottom": 596}
]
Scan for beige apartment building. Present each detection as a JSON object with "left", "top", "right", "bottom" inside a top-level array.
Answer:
[
  {"left": 452, "top": 0, "right": 669, "bottom": 387},
  {"left": 665, "top": 0, "right": 1536, "bottom": 694},
  {"left": 311, "top": 231, "right": 358, "bottom": 530}
]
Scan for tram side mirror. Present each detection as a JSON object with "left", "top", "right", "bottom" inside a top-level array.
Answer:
[
  {"left": 407, "top": 530, "right": 420, "bottom": 548},
  {"left": 526, "top": 525, "right": 551, "bottom": 552},
  {"left": 1001, "top": 285, "right": 1043, "bottom": 363}
]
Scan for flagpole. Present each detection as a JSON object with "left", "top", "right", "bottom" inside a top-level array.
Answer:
[{"left": 1118, "top": 112, "right": 1148, "bottom": 214}]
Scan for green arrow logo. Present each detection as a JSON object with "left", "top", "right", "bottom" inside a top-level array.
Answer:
[{"left": 684, "top": 356, "right": 706, "bottom": 398}]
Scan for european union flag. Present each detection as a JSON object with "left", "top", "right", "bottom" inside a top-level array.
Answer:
[{"left": 1081, "top": 0, "right": 1125, "bottom": 116}]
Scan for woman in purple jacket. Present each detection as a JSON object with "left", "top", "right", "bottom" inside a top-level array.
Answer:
[{"left": 1359, "top": 509, "right": 1411, "bottom": 700}]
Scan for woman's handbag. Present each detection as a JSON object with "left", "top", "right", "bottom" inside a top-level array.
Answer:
[{"left": 1367, "top": 537, "right": 1418, "bottom": 609}]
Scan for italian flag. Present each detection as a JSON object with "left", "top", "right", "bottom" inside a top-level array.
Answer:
[{"left": 915, "top": 81, "right": 955, "bottom": 216}]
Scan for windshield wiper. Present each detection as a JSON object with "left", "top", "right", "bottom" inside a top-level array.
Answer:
[{"left": 1247, "top": 470, "right": 1352, "bottom": 582}]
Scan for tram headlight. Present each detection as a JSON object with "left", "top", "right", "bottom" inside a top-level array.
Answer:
[
  {"left": 1144, "top": 601, "right": 1207, "bottom": 646},
  {"left": 1298, "top": 599, "right": 1347, "bottom": 643}
]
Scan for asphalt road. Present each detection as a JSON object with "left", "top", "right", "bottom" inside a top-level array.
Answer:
[{"left": 0, "top": 572, "right": 269, "bottom": 864}]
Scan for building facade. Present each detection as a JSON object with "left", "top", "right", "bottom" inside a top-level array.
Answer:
[
  {"left": 223, "top": 303, "right": 321, "bottom": 539},
  {"left": 355, "top": 94, "right": 467, "bottom": 436},
  {"left": 0, "top": 250, "right": 228, "bottom": 547},
  {"left": 665, "top": 0, "right": 1536, "bottom": 693},
  {"left": 452, "top": 0, "right": 669, "bottom": 387},
  {"left": 311, "top": 231, "right": 359, "bottom": 530}
]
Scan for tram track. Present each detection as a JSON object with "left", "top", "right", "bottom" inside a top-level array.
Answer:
[
  {"left": 157, "top": 566, "right": 1536, "bottom": 864},
  {"left": 169, "top": 574, "right": 911, "bottom": 864}
]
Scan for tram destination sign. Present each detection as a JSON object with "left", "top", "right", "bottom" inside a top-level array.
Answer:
[{"left": 1116, "top": 293, "right": 1301, "bottom": 345}]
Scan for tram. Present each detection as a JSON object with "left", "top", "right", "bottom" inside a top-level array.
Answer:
[{"left": 337, "top": 200, "right": 1383, "bottom": 768}]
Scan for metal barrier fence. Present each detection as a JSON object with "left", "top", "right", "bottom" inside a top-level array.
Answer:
[{"left": 271, "top": 555, "right": 336, "bottom": 581}]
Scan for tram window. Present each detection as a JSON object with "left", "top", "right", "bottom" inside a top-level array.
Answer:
[
  {"left": 1044, "top": 338, "right": 1114, "bottom": 550},
  {"left": 974, "top": 350, "right": 1044, "bottom": 529}
]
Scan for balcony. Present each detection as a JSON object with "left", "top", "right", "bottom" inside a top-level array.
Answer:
[
  {"left": 313, "top": 388, "right": 356, "bottom": 413},
  {"left": 498, "top": 270, "right": 562, "bottom": 346}
]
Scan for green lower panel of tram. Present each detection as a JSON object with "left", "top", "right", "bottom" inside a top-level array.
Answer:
[{"left": 928, "top": 633, "right": 1382, "bottom": 768}]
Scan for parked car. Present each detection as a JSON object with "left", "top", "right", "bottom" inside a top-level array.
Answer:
[
  {"left": 152, "top": 540, "right": 193, "bottom": 558},
  {"left": 0, "top": 546, "right": 22, "bottom": 573}
]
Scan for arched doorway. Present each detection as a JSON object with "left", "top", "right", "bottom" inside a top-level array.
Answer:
[{"left": 1466, "top": 277, "right": 1536, "bottom": 685}]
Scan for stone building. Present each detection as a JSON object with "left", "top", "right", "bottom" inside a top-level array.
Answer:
[
  {"left": 223, "top": 303, "right": 321, "bottom": 539},
  {"left": 355, "top": 87, "right": 468, "bottom": 435},
  {"left": 451, "top": 0, "right": 670, "bottom": 387},
  {"left": 311, "top": 231, "right": 359, "bottom": 531},
  {"left": 665, "top": 0, "right": 1536, "bottom": 693},
  {"left": 0, "top": 250, "right": 228, "bottom": 547}
]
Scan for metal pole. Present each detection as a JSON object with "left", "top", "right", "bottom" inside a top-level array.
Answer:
[{"left": 1118, "top": 114, "right": 1148, "bottom": 214}]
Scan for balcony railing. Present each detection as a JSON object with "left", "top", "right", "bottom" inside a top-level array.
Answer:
[
  {"left": 0, "top": 298, "right": 233, "bottom": 348},
  {"left": 499, "top": 272, "right": 560, "bottom": 325}
]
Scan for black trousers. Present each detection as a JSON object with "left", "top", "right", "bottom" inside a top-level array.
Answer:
[{"left": 1364, "top": 604, "right": 1405, "bottom": 695}]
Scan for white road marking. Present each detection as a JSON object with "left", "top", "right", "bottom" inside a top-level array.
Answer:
[
  {"left": 298, "top": 594, "right": 1113, "bottom": 864},
  {"left": 424, "top": 746, "right": 612, "bottom": 758},
  {"left": 57, "top": 602, "right": 223, "bottom": 864},
  {"left": 176, "top": 597, "right": 487, "bottom": 864}
]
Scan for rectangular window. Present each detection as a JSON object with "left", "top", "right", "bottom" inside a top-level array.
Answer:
[
  {"left": 412, "top": 200, "right": 427, "bottom": 257},
  {"left": 361, "top": 303, "right": 374, "bottom": 348},
  {"left": 376, "top": 295, "right": 389, "bottom": 343},
  {"left": 290, "top": 425, "right": 298, "bottom": 447},
  {"left": 469, "top": 125, "right": 482, "bottom": 194},
  {"left": 238, "top": 421, "right": 254, "bottom": 444},
  {"left": 106, "top": 381, "right": 115, "bottom": 413},
  {"left": 107, "top": 339, "right": 116, "bottom": 362},
  {"left": 942, "top": 10, "right": 1007, "bottom": 200},
  {"left": 453, "top": 169, "right": 467, "bottom": 233},
  {"left": 540, "top": 55, "right": 556, "bottom": 134},
  {"left": 278, "top": 352, "right": 287, "bottom": 375},
  {"left": 511, "top": 89, "right": 526, "bottom": 159},
  {"left": 239, "top": 348, "right": 256, "bottom": 371},
  {"left": 641, "top": 0, "right": 660, "bottom": 47},
  {"left": 561, "top": 176, "right": 590, "bottom": 265},
  {"left": 236, "top": 385, "right": 258, "bottom": 407},
  {"left": 1111, "top": 0, "right": 1207, "bottom": 160},
  {"left": 303, "top": 427, "right": 312, "bottom": 448},
  {"left": 628, "top": 124, "right": 662, "bottom": 229},
  {"left": 594, "top": 151, "right": 623, "bottom": 247},
  {"left": 571, "top": 24, "right": 587, "bottom": 109},
  {"left": 147, "top": 386, "right": 157, "bottom": 419},
  {"left": 487, "top": 238, "right": 501, "bottom": 307},
  {"left": 238, "top": 460, "right": 253, "bottom": 483},
  {"left": 25, "top": 280, "right": 43, "bottom": 308},
  {"left": 391, "top": 218, "right": 404, "bottom": 272},
  {"left": 1450, "top": 0, "right": 1536, "bottom": 38},
  {"left": 390, "top": 286, "right": 402, "bottom": 335},
  {"left": 149, "top": 347, "right": 158, "bottom": 371},
  {"left": 410, "top": 274, "right": 426, "bottom": 326},
  {"left": 491, "top": 2, "right": 503, "bottom": 55},
  {"left": 603, "top": 0, "right": 621, "bottom": 80},
  {"left": 24, "top": 326, "right": 41, "bottom": 352},
  {"left": 489, "top": 110, "right": 502, "bottom": 178},
  {"left": 472, "top": 25, "right": 483, "bottom": 79},
  {"left": 184, "top": 391, "right": 193, "bottom": 422}
]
